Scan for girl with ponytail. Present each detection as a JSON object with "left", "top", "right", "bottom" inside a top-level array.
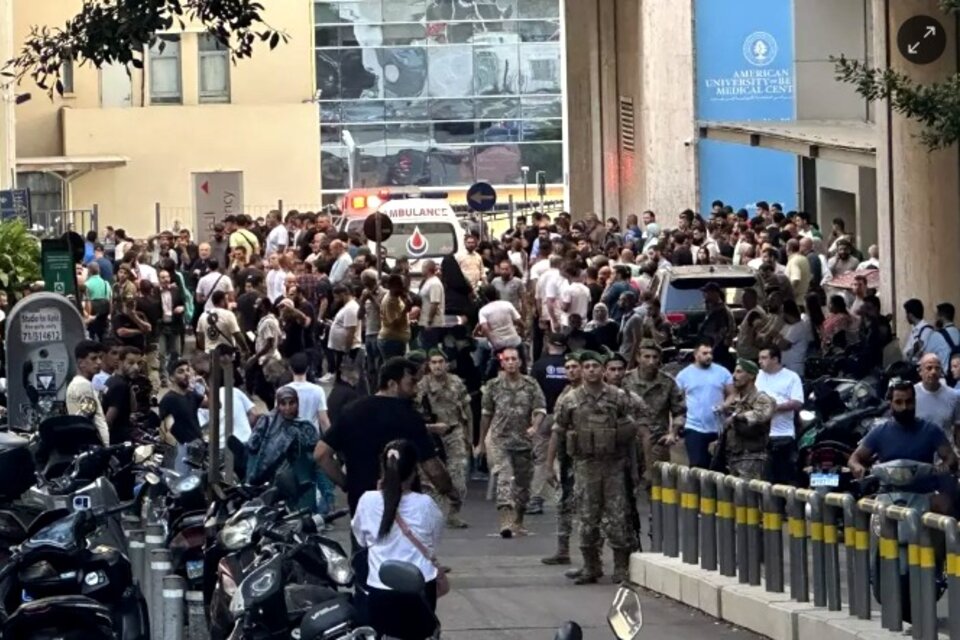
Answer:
[{"left": 351, "top": 439, "right": 446, "bottom": 638}]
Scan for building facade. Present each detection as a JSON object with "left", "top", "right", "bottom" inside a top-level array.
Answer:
[
  {"left": 7, "top": 0, "right": 321, "bottom": 239},
  {"left": 314, "top": 0, "right": 564, "bottom": 205}
]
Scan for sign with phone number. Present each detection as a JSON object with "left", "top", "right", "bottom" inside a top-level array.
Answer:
[{"left": 20, "top": 308, "right": 63, "bottom": 343}]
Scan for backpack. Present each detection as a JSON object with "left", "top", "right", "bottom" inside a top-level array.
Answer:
[
  {"left": 940, "top": 327, "right": 960, "bottom": 358},
  {"left": 910, "top": 325, "right": 934, "bottom": 364}
]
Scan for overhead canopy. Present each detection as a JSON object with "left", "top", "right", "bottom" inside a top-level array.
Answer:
[
  {"left": 698, "top": 120, "right": 877, "bottom": 168},
  {"left": 16, "top": 155, "right": 128, "bottom": 178}
]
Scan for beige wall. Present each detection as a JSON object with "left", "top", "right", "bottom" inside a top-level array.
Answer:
[{"left": 63, "top": 104, "right": 321, "bottom": 236}]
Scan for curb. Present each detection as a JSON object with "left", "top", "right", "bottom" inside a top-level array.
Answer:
[{"left": 630, "top": 553, "right": 927, "bottom": 640}]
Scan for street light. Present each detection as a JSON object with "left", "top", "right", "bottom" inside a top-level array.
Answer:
[
  {"left": 341, "top": 129, "right": 356, "bottom": 190},
  {"left": 521, "top": 165, "right": 530, "bottom": 206}
]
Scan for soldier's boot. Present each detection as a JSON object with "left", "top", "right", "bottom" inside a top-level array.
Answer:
[
  {"left": 564, "top": 566, "right": 584, "bottom": 580},
  {"left": 611, "top": 548, "right": 632, "bottom": 583},
  {"left": 511, "top": 507, "right": 530, "bottom": 537},
  {"left": 574, "top": 547, "right": 603, "bottom": 585},
  {"left": 446, "top": 505, "right": 469, "bottom": 529},
  {"left": 498, "top": 507, "right": 515, "bottom": 539},
  {"left": 541, "top": 536, "right": 571, "bottom": 565}
]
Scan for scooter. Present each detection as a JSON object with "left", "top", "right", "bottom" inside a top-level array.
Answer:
[
  {"left": 862, "top": 460, "right": 948, "bottom": 623},
  {"left": 0, "top": 501, "right": 149, "bottom": 639}
]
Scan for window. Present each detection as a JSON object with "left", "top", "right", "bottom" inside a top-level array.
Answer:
[
  {"left": 199, "top": 34, "right": 231, "bottom": 103},
  {"left": 149, "top": 35, "right": 182, "bottom": 104}
]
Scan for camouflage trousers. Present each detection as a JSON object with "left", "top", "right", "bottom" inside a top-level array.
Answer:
[
  {"left": 556, "top": 453, "right": 576, "bottom": 539},
  {"left": 728, "top": 453, "right": 767, "bottom": 480},
  {"left": 636, "top": 425, "right": 672, "bottom": 489},
  {"left": 487, "top": 436, "right": 533, "bottom": 511},
  {"left": 423, "top": 428, "right": 469, "bottom": 514},
  {"left": 574, "top": 457, "right": 632, "bottom": 551}
]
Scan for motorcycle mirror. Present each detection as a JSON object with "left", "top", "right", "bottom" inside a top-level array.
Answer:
[
  {"left": 607, "top": 585, "right": 644, "bottom": 640},
  {"left": 144, "top": 472, "right": 161, "bottom": 485},
  {"left": 553, "top": 621, "right": 583, "bottom": 640},
  {"left": 133, "top": 444, "right": 155, "bottom": 464},
  {"left": 378, "top": 560, "right": 426, "bottom": 595}
]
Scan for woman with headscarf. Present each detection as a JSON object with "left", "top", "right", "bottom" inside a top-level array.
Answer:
[
  {"left": 245, "top": 386, "right": 319, "bottom": 511},
  {"left": 585, "top": 302, "right": 620, "bottom": 352},
  {"left": 440, "top": 254, "right": 474, "bottom": 320}
]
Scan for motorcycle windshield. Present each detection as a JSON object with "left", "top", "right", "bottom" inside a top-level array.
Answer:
[{"left": 21, "top": 513, "right": 80, "bottom": 553}]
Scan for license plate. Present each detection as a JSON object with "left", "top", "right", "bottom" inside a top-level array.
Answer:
[
  {"left": 186, "top": 560, "right": 204, "bottom": 580},
  {"left": 810, "top": 472, "right": 840, "bottom": 488}
]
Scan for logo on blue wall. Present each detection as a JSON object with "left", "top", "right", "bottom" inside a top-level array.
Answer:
[{"left": 743, "top": 32, "right": 778, "bottom": 67}]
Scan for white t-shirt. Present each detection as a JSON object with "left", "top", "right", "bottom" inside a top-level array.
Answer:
[
  {"left": 420, "top": 276, "right": 446, "bottom": 328},
  {"left": 283, "top": 380, "right": 328, "bottom": 432},
  {"left": 266, "top": 269, "right": 289, "bottom": 304},
  {"left": 780, "top": 319, "right": 813, "bottom": 377},
  {"left": 136, "top": 263, "right": 159, "bottom": 285},
  {"left": 265, "top": 225, "right": 289, "bottom": 258},
  {"left": 255, "top": 314, "right": 283, "bottom": 364},
  {"left": 197, "top": 271, "right": 234, "bottom": 311},
  {"left": 528, "top": 258, "right": 551, "bottom": 285},
  {"left": 329, "top": 299, "right": 361, "bottom": 352},
  {"left": 199, "top": 308, "right": 241, "bottom": 353},
  {"left": 197, "top": 388, "right": 256, "bottom": 448},
  {"left": 915, "top": 382, "right": 960, "bottom": 434},
  {"left": 561, "top": 281, "right": 591, "bottom": 326},
  {"left": 756, "top": 367, "right": 804, "bottom": 438},
  {"left": 478, "top": 300, "right": 522, "bottom": 350},
  {"left": 351, "top": 491, "right": 444, "bottom": 590}
]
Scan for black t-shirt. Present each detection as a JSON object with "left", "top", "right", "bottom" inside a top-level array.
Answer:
[
  {"left": 587, "top": 282, "right": 603, "bottom": 320},
  {"left": 531, "top": 354, "right": 569, "bottom": 414},
  {"left": 282, "top": 300, "right": 316, "bottom": 356},
  {"left": 236, "top": 291, "right": 260, "bottom": 335},
  {"left": 136, "top": 297, "right": 163, "bottom": 341},
  {"left": 316, "top": 279, "right": 334, "bottom": 320},
  {"left": 112, "top": 313, "right": 146, "bottom": 350},
  {"left": 103, "top": 375, "right": 134, "bottom": 443},
  {"left": 159, "top": 390, "right": 204, "bottom": 444},
  {"left": 327, "top": 381, "right": 362, "bottom": 429},
  {"left": 323, "top": 395, "right": 437, "bottom": 513}
]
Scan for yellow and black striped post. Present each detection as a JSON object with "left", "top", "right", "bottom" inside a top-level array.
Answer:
[
  {"left": 699, "top": 470, "right": 718, "bottom": 571},
  {"left": 786, "top": 487, "right": 809, "bottom": 602},
  {"left": 717, "top": 474, "right": 736, "bottom": 577},
  {"left": 733, "top": 478, "right": 750, "bottom": 584},
  {"left": 651, "top": 461, "right": 663, "bottom": 553},
  {"left": 808, "top": 491, "right": 827, "bottom": 607},
  {"left": 822, "top": 494, "right": 844, "bottom": 611},
  {"left": 762, "top": 484, "right": 785, "bottom": 593},
  {"left": 878, "top": 508, "right": 903, "bottom": 632},
  {"left": 680, "top": 466, "right": 700, "bottom": 565},
  {"left": 852, "top": 501, "right": 872, "bottom": 620},
  {"left": 745, "top": 480, "right": 764, "bottom": 587},
  {"left": 661, "top": 463, "right": 679, "bottom": 558}
]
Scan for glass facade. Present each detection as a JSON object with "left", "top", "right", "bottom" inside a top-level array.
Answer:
[{"left": 315, "top": 0, "right": 563, "bottom": 195}]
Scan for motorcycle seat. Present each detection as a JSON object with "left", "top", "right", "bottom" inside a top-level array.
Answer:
[
  {"left": 5, "top": 594, "right": 114, "bottom": 637},
  {"left": 300, "top": 594, "right": 357, "bottom": 640}
]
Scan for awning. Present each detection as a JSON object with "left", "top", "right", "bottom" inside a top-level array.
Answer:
[
  {"left": 698, "top": 120, "right": 877, "bottom": 168},
  {"left": 16, "top": 155, "right": 128, "bottom": 178}
]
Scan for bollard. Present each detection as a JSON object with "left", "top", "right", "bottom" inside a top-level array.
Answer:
[
  {"left": 905, "top": 510, "right": 923, "bottom": 640},
  {"left": 679, "top": 466, "right": 699, "bottom": 565},
  {"left": 151, "top": 549, "right": 173, "bottom": 640},
  {"left": 163, "top": 575, "right": 186, "bottom": 640},
  {"left": 786, "top": 488, "right": 809, "bottom": 602},
  {"left": 128, "top": 529, "right": 145, "bottom": 588},
  {"left": 853, "top": 502, "right": 872, "bottom": 620},
  {"left": 651, "top": 462, "right": 663, "bottom": 553},
  {"left": 916, "top": 514, "right": 938, "bottom": 640},
  {"left": 733, "top": 478, "right": 749, "bottom": 584},
  {"left": 878, "top": 508, "right": 903, "bottom": 632},
  {"left": 745, "top": 481, "right": 762, "bottom": 587},
  {"left": 122, "top": 513, "right": 141, "bottom": 542},
  {"left": 762, "top": 485, "right": 784, "bottom": 593},
  {"left": 717, "top": 474, "right": 736, "bottom": 577},
  {"left": 699, "top": 471, "right": 718, "bottom": 572},
  {"left": 661, "top": 464, "right": 679, "bottom": 558},
  {"left": 808, "top": 491, "right": 827, "bottom": 607},
  {"left": 840, "top": 494, "right": 859, "bottom": 617},
  {"left": 143, "top": 523, "right": 165, "bottom": 630},
  {"left": 822, "top": 495, "right": 842, "bottom": 611},
  {"left": 944, "top": 517, "right": 960, "bottom": 640},
  {"left": 186, "top": 591, "right": 210, "bottom": 640}
]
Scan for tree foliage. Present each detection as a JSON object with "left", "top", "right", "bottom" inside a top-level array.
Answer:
[
  {"left": 0, "top": 220, "right": 41, "bottom": 299},
  {"left": 832, "top": 0, "right": 960, "bottom": 150},
  {"left": 3, "top": 0, "right": 288, "bottom": 96}
]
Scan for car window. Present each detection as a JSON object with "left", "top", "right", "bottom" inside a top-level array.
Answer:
[{"left": 663, "top": 279, "right": 754, "bottom": 312}]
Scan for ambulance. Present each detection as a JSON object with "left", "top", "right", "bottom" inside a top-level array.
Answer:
[{"left": 336, "top": 188, "right": 468, "bottom": 278}]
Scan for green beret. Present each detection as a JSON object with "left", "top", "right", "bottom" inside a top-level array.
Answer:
[
  {"left": 407, "top": 350, "right": 427, "bottom": 365},
  {"left": 638, "top": 339, "right": 662, "bottom": 354},
  {"left": 579, "top": 350, "right": 606, "bottom": 364},
  {"left": 564, "top": 350, "right": 582, "bottom": 364},
  {"left": 605, "top": 352, "right": 627, "bottom": 366},
  {"left": 427, "top": 348, "right": 447, "bottom": 361},
  {"left": 736, "top": 358, "right": 760, "bottom": 376}
]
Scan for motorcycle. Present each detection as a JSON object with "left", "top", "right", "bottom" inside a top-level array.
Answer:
[
  {"left": 0, "top": 430, "right": 43, "bottom": 560},
  {"left": 0, "top": 501, "right": 149, "bottom": 639},
  {"left": 861, "top": 460, "right": 948, "bottom": 623}
]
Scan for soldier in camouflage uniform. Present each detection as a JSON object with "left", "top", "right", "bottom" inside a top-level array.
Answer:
[
  {"left": 622, "top": 340, "right": 686, "bottom": 540},
  {"left": 416, "top": 349, "right": 473, "bottom": 528},
  {"left": 542, "top": 352, "right": 583, "bottom": 566},
  {"left": 478, "top": 346, "right": 547, "bottom": 538},
  {"left": 554, "top": 351, "right": 638, "bottom": 584},
  {"left": 717, "top": 359, "right": 775, "bottom": 479}
]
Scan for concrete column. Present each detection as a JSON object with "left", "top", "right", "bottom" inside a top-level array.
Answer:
[
  {"left": 563, "top": 0, "right": 604, "bottom": 218},
  {"left": 874, "top": 0, "right": 960, "bottom": 326},
  {"left": 598, "top": 0, "right": 620, "bottom": 220},
  {"left": 0, "top": 0, "right": 16, "bottom": 189}
]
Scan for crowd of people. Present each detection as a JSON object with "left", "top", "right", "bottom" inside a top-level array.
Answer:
[{"left": 14, "top": 196, "right": 960, "bottom": 622}]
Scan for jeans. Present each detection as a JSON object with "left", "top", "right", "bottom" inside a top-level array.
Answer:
[
  {"left": 316, "top": 470, "right": 336, "bottom": 515},
  {"left": 766, "top": 436, "right": 798, "bottom": 486},
  {"left": 420, "top": 327, "right": 444, "bottom": 350},
  {"left": 158, "top": 326, "right": 180, "bottom": 382},
  {"left": 378, "top": 338, "right": 407, "bottom": 361},
  {"left": 684, "top": 430, "right": 718, "bottom": 469},
  {"left": 364, "top": 334, "right": 381, "bottom": 390}
]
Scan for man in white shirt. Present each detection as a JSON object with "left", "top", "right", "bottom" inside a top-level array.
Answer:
[
  {"left": 66, "top": 340, "right": 110, "bottom": 445},
  {"left": 264, "top": 210, "right": 289, "bottom": 259},
  {"left": 324, "top": 284, "right": 362, "bottom": 383},
  {"left": 560, "top": 265, "right": 591, "bottom": 329},
  {"left": 903, "top": 298, "right": 941, "bottom": 365},
  {"left": 283, "top": 353, "right": 331, "bottom": 432},
  {"left": 476, "top": 284, "right": 524, "bottom": 353},
  {"left": 933, "top": 303, "right": 960, "bottom": 369},
  {"left": 915, "top": 353, "right": 960, "bottom": 444},
  {"left": 195, "top": 260, "right": 234, "bottom": 312},
  {"left": 197, "top": 291, "right": 245, "bottom": 354},
  {"left": 419, "top": 260, "right": 446, "bottom": 350},
  {"left": 756, "top": 346, "right": 803, "bottom": 485},
  {"left": 536, "top": 255, "right": 564, "bottom": 333},
  {"left": 265, "top": 253, "right": 289, "bottom": 303},
  {"left": 329, "top": 240, "right": 353, "bottom": 285}
]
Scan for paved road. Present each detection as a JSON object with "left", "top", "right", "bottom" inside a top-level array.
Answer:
[{"left": 372, "top": 481, "right": 762, "bottom": 640}]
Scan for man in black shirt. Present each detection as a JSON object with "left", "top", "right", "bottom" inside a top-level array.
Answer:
[
  {"left": 529, "top": 333, "right": 570, "bottom": 514},
  {"left": 158, "top": 359, "right": 204, "bottom": 473},
  {"left": 236, "top": 276, "right": 263, "bottom": 336},
  {"left": 314, "top": 357, "right": 455, "bottom": 515},
  {"left": 112, "top": 295, "right": 151, "bottom": 351},
  {"left": 103, "top": 346, "right": 143, "bottom": 444}
]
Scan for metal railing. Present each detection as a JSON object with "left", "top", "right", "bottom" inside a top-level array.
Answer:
[{"left": 650, "top": 462, "right": 960, "bottom": 639}]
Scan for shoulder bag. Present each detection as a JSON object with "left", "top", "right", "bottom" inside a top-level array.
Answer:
[{"left": 395, "top": 513, "right": 450, "bottom": 597}]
